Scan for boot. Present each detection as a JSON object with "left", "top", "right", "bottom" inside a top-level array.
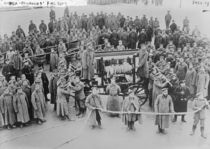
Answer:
[
  {"left": 158, "top": 125, "right": 162, "bottom": 133},
  {"left": 98, "top": 120, "right": 101, "bottom": 127},
  {"left": 181, "top": 115, "right": 187, "bottom": 122},
  {"left": 128, "top": 122, "right": 131, "bottom": 130},
  {"left": 190, "top": 125, "right": 196, "bottom": 136},
  {"left": 172, "top": 115, "right": 177, "bottom": 122},
  {"left": 201, "top": 127, "right": 207, "bottom": 139},
  {"left": 131, "top": 122, "right": 135, "bottom": 131},
  {"left": 76, "top": 111, "right": 81, "bottom": 117},
  {"left": 161, "top": 129, "right": 167, "bottom": 134}
]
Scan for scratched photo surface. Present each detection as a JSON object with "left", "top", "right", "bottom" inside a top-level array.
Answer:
[{"left": 0, "top": 0, "right": 210, "bottom": 149}]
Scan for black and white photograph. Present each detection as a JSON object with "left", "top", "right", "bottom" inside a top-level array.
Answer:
[{"left": 0, "top": 0, "right": 210, "bottom": 149}]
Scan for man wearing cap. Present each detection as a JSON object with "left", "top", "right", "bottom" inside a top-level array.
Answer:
[
  {"left": 48, "top": 20, "right": 54, "bottom": 34},
  {"left": 185, "top": 63, "right": 196, "bottom": 97},
  {"left": 155, "top": 88, "right": 174, "bottom": 134},
  {"left": 31, "top": 84, "right": 46, "bottom": 124},
  {"left": 138, "top": 29, "right": 147, "bottom": 48},
  {"left": 165, "top": 11, "right": 172, "bottom": 29},
  {"left": 49, "top": 8, "right": 56, "bottom": 22},
  {"left": 154, "top": 31, "right": 163, "bottom": 50},
  {"left": 2, "top": 87, "right": 17, "bottom": 129},
  {"left": 38, "top": 67, "right": 49, "bottom": 102},
  {"left": 170, "top": 20, "right": 177, "bottom": 33},
  {"left": 39, "top": 20, "right": 47, "bottom": 34},
  {"left": 70, "top": 76, "right": 86, "bottom": 117},
  {"left": 56, "top": 77, "right": 71, "bottom": 120},
  {"left": 152, "top": 73, "right": 169, "bottom": 109},
  {"left": 122, "top": 87, "right": 142, "bottom": 130},
  {"left": 13, "top": 85, "right": 30, "bottom": 128},
  {"left": 106, "top": 76, "right": 121, "bottom": 117},
  {"left": 49, "top": 71, "right": 59, "bottom": 111},
  {"left": 85, "top": 85, "right": 103, "bottom": 128},
  {"left": 190, "top": 92, "right": 209, "bottom": 138},
  {"left": 128, "top": 28, "right": 138, "bottom": 49},
  {"left": 195, "top": 66, "right": 209, "bottom": 98},
  {"left": 81, "top": 43, "right": 95, "bottom": 82},
  {"left": 137, "top": 43, "right": 149, "bottom": 99},
  {"left": 109, "top": 29, "right": 119, "bottom": 48},
  {"left": 50, "top": 48, "right": 59, "bottom": 72},
  {"left": 16, "top": 25, "right": 25, "bottom": 38},
  {"left": 153, "top": 18, "right": 160, "bottom": 31},
  {"left": 175, "top": 57, "right": 188, "bottom": 81},
  {"left": 28, "top": 20, "right": 37, "bottom": 34},
  {"left": 12, "top": 49, "right": 23, "bottom": 77},
  {"left": 183, "top": 17, "right": 190, "bottom": 34},
  {"left": 173, "top": 80, "right": 190, "bottom": 122}
]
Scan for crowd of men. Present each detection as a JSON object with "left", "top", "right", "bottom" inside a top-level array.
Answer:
[{"left": 0, "top": 7, "right": 209, "bottom": 138}]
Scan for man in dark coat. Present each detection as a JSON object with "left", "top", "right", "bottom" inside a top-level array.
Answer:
[
  {"left": 119, "top": 15, "right": 126, "bottom": 28},
  {"left": 173, "top": 80, "right": 190, "bottom": 122},
  {"left": 165, "top": 11, "right": 172, "bottom": 29},
  {"left": 38, "top": 66, "right": 49, "bottom": 102},
  {"left": 109, "top": 29, "right": 119, "bottom": 48},
  {"left": 22, "top": 60, "right": 34, "bottom": 85},
  {"left": 154, "top": 32, "right": 163, "bottom": 49},
  {"left": 121, "top": 29, "right": 129, "bottom": 48},
  {"left": 128, "top": 28, "right": 138, "bottom": 49},
  {"left": 137, "top": 43, "right": 149, "bottom": 99},
  {"left": 183, "top": 17, "right": 190, "bottom": 33},
  {"left": 12, "top": 49, "right": 23, "bottom": 77},
  {"left": 81, "top": 15, "right": 88, "bottom": 31},
  {"left": 149, "top": 17, "right": 154, "bottom": 29},
  {"left": 175, "top": 57, "right": 188, "bottom": 81},
  {"left": 2, "top": 59, "right": 15, "bottom": 82},
  {"left": 16, "top": 25, "right": 25, "bottom": 38},
  {"left": 39, "top": 20, "right": 47, "bottom": 34},
  {"left": 49, "top": 72, "right": 59, "bottom": 111},
  {"left": 170, "top": 20, "right": 177, "bottom": 33},
  {"left": 50, "top": 8, "right": 56, "bottom": 22},
  {"left": 134, "top": 16, "right": 141, "bottom": 32},
  {"left": 64, "top": 6, "right": 69, "bottom": 17},
  {"left": 28, "top": 20, "right": 37, "bottom": 34},
  {"left": 15, "top": 38, "right": 25, "bottom": 53},
  {"left": 138, "top": 29, "right": 147, "bottom": 48},
  {"left": 146, "top": 25, "right": 153, "bottom": 43},
  {"left": 98, "top": 14, "right": 105, "bottom": 29},
  {"left": 173, "top": 31, "right": 181, "bottom": 48},
  {"left": 141, "top": 15, "right": 148, "bottom": 29},
  {"left": 48, "top": 21, "right": 54, "bottom": 33}
]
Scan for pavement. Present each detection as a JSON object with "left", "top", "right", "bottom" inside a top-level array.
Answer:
[{"left": 0, "top": 95, "right": 209, "bottom": 149}]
